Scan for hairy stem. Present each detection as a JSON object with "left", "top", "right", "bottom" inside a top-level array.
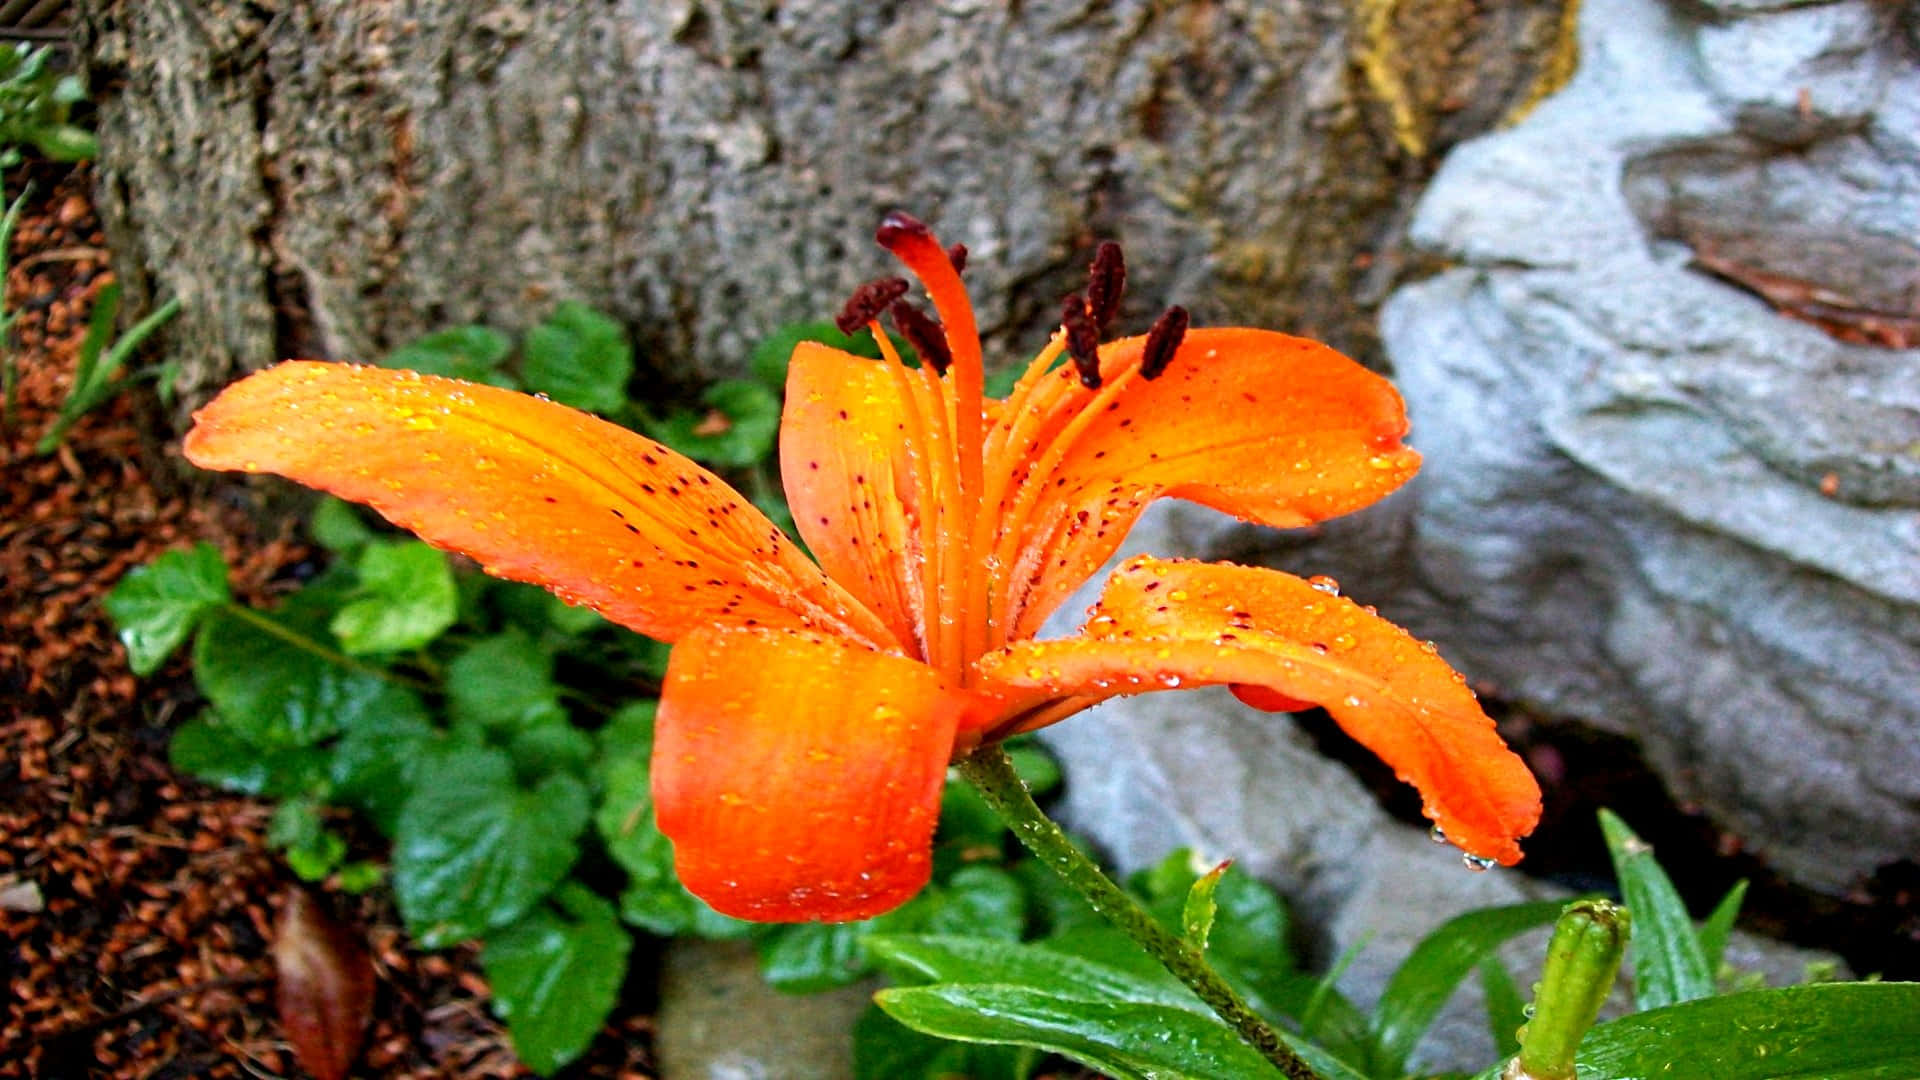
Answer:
[{"left": 956, "top": 744, "right": 1326, "bottom": 1080}]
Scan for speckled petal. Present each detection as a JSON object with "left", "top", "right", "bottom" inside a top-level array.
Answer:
[
  {"left": 992, "top": 328, "right": 1420, "bottom": 638},
  {"left": 980, "top": 556, "right": 1542, "bottom": 866},
  {"left": 183, "top": 361, "right": 894, "bottom": 647},
  {"left": 653, "top": 626, "right": 995, "bottom": 922}
]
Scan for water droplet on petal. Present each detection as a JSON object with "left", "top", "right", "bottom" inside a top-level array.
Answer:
[
  {"left": 1429, "top": 825, "right": 1449, "bottom": 845},
  {"left": 1307, "top": 575, "right": 1340, "bottom": 596},
  {"left": 1462, "top": 854, "right": 1497, "bottom": 873}
]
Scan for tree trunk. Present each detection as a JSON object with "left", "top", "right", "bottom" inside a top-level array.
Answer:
[{"left": 76, "top": 0, "right": 1574, "bottom": 415}]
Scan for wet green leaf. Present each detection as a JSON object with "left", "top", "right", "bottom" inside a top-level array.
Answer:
[
  {"left": 483, "top": 884, "right": 632, "bottom": 1076},
  {"left": 852, "top": 1003, "right": 1041, "bottom": 1080},
  {"left": 1572, "top": 982, "right": 1920, "bottom": 1080},
  {"left": 330, "top": 541, "right": 457, "bottom": 655},
  {"left": 393, "top": 747, "right": 588, "bottom": 947},
  {"left": 1478, "top": 955, "right": 1526, "bottom": 1061},
  {"left": 521, "top": 302, "right": 632, "bottom": 413},
  {"left": 105, "top": 542, "right": 230, "bottom": 675},
  {"left": 385, "top": 325, "right": 516, "bottom": 386},
  {"left": 193, "top": 605, "right": 426, "bottom": 751},
  {"left": 308, "top": 497, "right": 376, "bottom": 553},
  {"left": 445, "top": 630, "right": 565, "bottom": 733},
  {"left": 1369, "top": 899, "right": 1566, "bottom": 1076},
  {"left": 1599, "top": 809, "right": 1713, "bottom": 1010},
  {"left": 169, "top": 714, "right": 328, "bottom": 798},
  {"left": 1699, "top": 879, "right": 1749, "bottom": 974}
]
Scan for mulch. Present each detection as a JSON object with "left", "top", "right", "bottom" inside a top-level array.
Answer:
[{"left": 2, "top": 162, "right": 655, "bottom": 1079}]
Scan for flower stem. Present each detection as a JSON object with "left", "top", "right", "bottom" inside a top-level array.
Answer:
[{"left": 956, "top": 744, "right": 1326, "bottom": 1080}]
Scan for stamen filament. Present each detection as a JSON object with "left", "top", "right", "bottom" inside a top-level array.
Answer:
[
  {"left": 978, "top": 333, "right": 1069, "bottom": 639},
  {"left": 870, "top": 321, "right": 950, "bottom": 668},
  {"left": 992, "top": 360, "right": 1145, "bottom": 645}
]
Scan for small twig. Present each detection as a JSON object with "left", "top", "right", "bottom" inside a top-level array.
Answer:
[{"left": 15, "top": 246, "right": 110, "bottom": 272}]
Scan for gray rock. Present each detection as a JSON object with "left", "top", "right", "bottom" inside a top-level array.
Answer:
[
  {"left": 1377, "top": 0, "right": 1920, "bottom": 891},
  {"left": 654, "top": 939, "right": 875, "bottom": 1080}
]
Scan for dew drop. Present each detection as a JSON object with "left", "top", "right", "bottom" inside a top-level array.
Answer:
[
  {"left": 1429, "top": 825, "right": 1449, "bottom": 845},
  {"left": 1342, "top": 694, "right": 1363, "bottom": 708},
  {"left": 1307, "top": 575, "right": 1340, "bottom": 596},
  {"left": 1462, "top": 854, "right": 1497, "bottom": 873}
]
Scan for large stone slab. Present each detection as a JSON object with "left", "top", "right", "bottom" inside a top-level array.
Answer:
[{"left": 1377, "top": 0, "right": 1919, "bottom": 893}]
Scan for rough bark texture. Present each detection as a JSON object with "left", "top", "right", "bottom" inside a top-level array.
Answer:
[{"left": 76, "top": 0, "right": 1573, "bottom": 414}]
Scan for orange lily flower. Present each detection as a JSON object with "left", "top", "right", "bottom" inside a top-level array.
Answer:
[{"left": 183, "top": 214, "right": 1540, "bottom": 923}]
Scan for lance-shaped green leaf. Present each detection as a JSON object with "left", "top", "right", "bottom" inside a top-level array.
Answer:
[
  {"left": 105, "top": 542, "right": 230, "bottom": 675},
  {"left": 1368, "top": 899, "right": 1567, "bottom": 1076},
  {"left": 1599, "top": 809, "right": 1713, "bottom": 1010},
  {"left": 1571, "top": 982, "right": 1920, "bottom": 1079},
  {"left": 1698, "top": 878, "right": 1749, "bottom": 974},
  {"left": 1478, "top": 955, "right": 1527, "bottom": 1061},
  {"left": 1182, "top": 860, "right": 1230, "bottom": 950}
]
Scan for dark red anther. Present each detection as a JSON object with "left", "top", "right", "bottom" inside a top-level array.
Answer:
[
  {"left": 1138, "top": 305, "right": 1189, "bottom": 381},
  {"left": 835, "top": 277, "right": 910, "bottom": 335},
  {"left": 889, "top": 300, "right": 953, "bottom": 375},
  {"left": 1061, "top": 294, "right": 1102, "bottom": 389},
  {"left": 1085, "top": 241, "right": 1125, "bottom": 332},
  {"left": 876, "top": 210, "right": 933, "bottom": 252},
  {"left": 946, "top": 243, "right": 969, "bottom": 274}
]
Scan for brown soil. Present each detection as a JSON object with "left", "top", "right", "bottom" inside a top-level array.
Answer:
[{"left": 2, "top": 162, "right": 655, "bottom": 1079}]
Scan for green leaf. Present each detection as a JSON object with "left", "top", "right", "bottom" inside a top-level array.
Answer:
[
  {"left": 327, "top": 710, "right": 437, "bottom": 834},
  {"left": 268, "top": 799, "right": 348, "bottom": 881},
  {"left": 1698, "top": 879, "right": 1749, "bottom": 974},
  {"left": 521, "top": 301, "right": 632, "bottom": 413},
  {"left": 1599, "top": 809, "right": 1714, "bottom": 1010},
  {"left": 853, "top": 1003, "right": 1042, "bottom": 1080},
  {"left": 483, "top": 884, "right": 632, "bottom": 1076},
  {"left": 1369, "top": 899, "right": 1567, "bottom": 1076},
  {"left": 168, "top": 714, "right": 328, "bottom": 798},
  {"left": 919, "top": 865, "right": 1028, "bottom": 941},
  {"left": 385, "top": 325, "right": 516, "bottom": 386},
  {"left": 866, "top": 935, "right": 1201, "bottom": 1012},
  {"left": 1572, "top": 982, "right": 1920, "bottom": 1079},
  {"left": 642, "top": 379, "right": 781, "bottom": 468},
  {"left": 876, "top": 984, "right": 1331, "bottom": 1080},
  {"left": 105, "top": 542, "right": 230, "bottom": 675},
  {"left": 1127, "top": 850, "right": 1296, "bottom": 1018},
  {"left": 445, "top": 629, "right": 565, "bottom": 733},
  {"left": 594, "top": 749, "right": 748, "bottom": 939},
  {"left": 1478, "top": 955, "right": 1526, "bottom": 1061},
  {"left": 393, "top": 747, "right": 589, "bottom": 947},
  {"left": 193, "top": 604, "right": 428, "bottom": 750},
  {"left": 1182, "top": 860, "right": 1229, "bottom": 950},
  {"left": 335, "top": 860, "right": 385, "bottom": 893},
  {"left": 330, "top": 541, "right": 457, "bottom": 655},
  {"left": 308, "top": 497, "right": 376, "bottom": 553},
  {"left": 507, "top": 724, "right": 594, "bottom": 784}
]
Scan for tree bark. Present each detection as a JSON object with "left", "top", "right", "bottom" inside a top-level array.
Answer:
[{"left": 76, "top": 0, "right": 1575, "bottom": 415}]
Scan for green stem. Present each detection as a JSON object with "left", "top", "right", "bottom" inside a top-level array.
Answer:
[
  {"left": 956, "top": 744, "right": 1325, "bottom": 1080},
  {"left": 220, "top": 603, "right": 434, "bottom": 691}
]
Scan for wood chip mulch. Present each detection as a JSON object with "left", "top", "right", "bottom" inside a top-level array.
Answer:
[{"left": 2, "top": 162, "right": 655, "bottom": 1079}]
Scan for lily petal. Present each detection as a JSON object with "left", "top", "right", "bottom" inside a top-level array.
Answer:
[
  {"left": 980, "top": 556, "right": 1542, "bottom": 866},
  {"left": 653, "top": 626, "right": 991, "bottom": 921},
  {"left": 779, "top": 341, "right": 931, "bottom": 652},
  {"left": 994, "top": 328, "right": 1421, "bottom": 637},
  {"left": 184, "top": 362, "right": 891, "bottom": 646}
]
